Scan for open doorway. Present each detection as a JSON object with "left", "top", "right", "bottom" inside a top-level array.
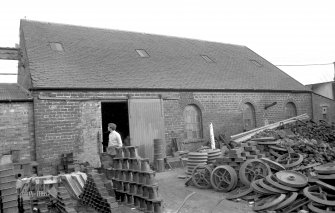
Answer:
[{"left": 101, "top": 102, "right": 129, "bottom": 151}]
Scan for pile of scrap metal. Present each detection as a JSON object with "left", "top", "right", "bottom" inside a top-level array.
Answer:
[
  {"left": 185, "top": 114, "right": 335, "bottom": 211},
  {"left": 226, "top": 163, "right": 335, "bottom": 212},
  {"left": 16, "top": 172, "right": 87, "bottom": 213}
]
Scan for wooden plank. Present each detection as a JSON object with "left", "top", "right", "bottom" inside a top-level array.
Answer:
[
  {"left": 0, "top": 48, "right": 19, "bottom": 60},
  {"left": 232, "top": 114, "right": 309, "bottom": 143}
]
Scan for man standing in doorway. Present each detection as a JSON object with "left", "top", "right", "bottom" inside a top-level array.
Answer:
[{"left": 107, "top": 123, "right": 123, "bottom": 157}]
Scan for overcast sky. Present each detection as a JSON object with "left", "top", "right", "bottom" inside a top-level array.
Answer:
[{"left": 0, "top": 0, "right": 334, "bottom": 84}]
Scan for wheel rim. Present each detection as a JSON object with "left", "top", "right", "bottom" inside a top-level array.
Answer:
[
  {"left": 308, "top": 202, "right": 335, "bottom": 213},
  {"left": 251, "top": 179, "right": 274, "bottom": 195},
  {"left": 269, "top": 192, "right": 298, "bottom": 211},
  {"left": 258, "top": 178, "right": 287, "bottom": 194},
  {"left": 303, "top": 185, "right": 335, "bottom": 206},
  {"left": 265, "top": 175, "right": 299, "bottom": 192},
  {"left": 275, "top": 171, "right": 308, "bottom": 188},
  {"left": 276, "top": 153, "right": 303, "bottom": 168},
  {"left": 210, "top": 165, "right": 237, "bottom": 192},
  {"left": 226, "top": 187, "right": 253, "bottom": 200},
  {"left": 191, "top": 165, "right": 213, "bottom": 189},
  {"left": 252, "top": 194, "right": 286, "bottom": 211},
  {"left": 260, "top": 158, "right": 285, "bottom": 171},
  {"left": 239, "top": 159, "right": 271, "bottom": 186}
]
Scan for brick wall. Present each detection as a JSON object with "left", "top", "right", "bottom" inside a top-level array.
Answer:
[
  {"left": 0, "top": 102, "right": 34, "bottom": 161},
  {"left": 312, "top": 93, "right": 335, "bottom": 124},
  {"left": 163, "top": 91, "right": 312, "bottom": 153},
  {"left": 32, "top": 90, "right": 312, "bottom": 174}
]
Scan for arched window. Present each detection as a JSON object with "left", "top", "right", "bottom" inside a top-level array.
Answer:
[
  {"left": 184, "top": 105, "right": 202, "bottom": 139},
  {"left": 285, "top": 102, "right": 297, "bottom": 119},
  {"left": 243, "top": 103, "right": 256, "bottom": 131}
]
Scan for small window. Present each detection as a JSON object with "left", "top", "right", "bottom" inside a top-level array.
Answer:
[
  {"left": 184, "top": 105, "right": 202, "bottom": 140},
  {"left": 50, "top": 42, "right": 64, "bottom": 52},
  {"left": 250, "top": 59, "right": 263, "bottom": 67},
  {"left": 285, "top": 102, "right": 297, "bottom": 119},
  {"left": 201, "top": 55, "right": 215, "bottom": 63},
  {"left": 135, "top": 49, "right": 149, "bottom": 58},
  {"left": 243, "top": 103, "right": 256, "bottom": 131}
]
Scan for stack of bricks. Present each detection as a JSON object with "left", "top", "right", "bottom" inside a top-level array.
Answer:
[
  {"left": 54, "top": 186, "right": 77, "bottom": 213},
  {"left": 0, "top": 164, "right": 18, "bottom": 213},
  {"left": 107, "top": 146, "right": 163, "bottom": 213},
  {"left": 79, "top": 171, "right": 119, "bottom": 213},
  {"left": 217, "top": 141, "right": 266, "bottom": 174}
]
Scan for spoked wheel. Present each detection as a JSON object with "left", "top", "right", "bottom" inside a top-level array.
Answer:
[
  {"left": 191, "top": 164, "right": 213, "bottom": 189},
  {"left": 239, "top": 159, "right": 271, "bottom": 186},
  {"left": 303, "top": 185, "right": 335, "bottom": 206},
  {"left": 210, "top": 165, "right": 238, "bottom": 192},
  {"left": 276, "top": 153, "right": 303, "bottom": 169}
]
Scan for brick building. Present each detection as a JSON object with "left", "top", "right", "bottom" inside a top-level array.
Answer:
[
  {"left": 0, "top": 84, "right": 34, "bottom": 161},
  {"left": 2, "top": 20, "right": 314, "bottom": 174}
]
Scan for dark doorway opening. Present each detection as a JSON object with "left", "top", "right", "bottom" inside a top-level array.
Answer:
[{"left": 101, "top": 102, "right": 129, "bottom": 151}]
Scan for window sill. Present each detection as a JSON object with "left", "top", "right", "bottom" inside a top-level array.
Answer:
[{"left": 183, "top": 138, "right": 206, "bottom": 144}]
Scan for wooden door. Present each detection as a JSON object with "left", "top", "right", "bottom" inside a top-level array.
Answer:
[{"left": 128, "top": 99, "right": 165, "bottom": 162}]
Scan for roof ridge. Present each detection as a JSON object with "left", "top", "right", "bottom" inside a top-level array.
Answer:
[{"left": 20, "top": 19, "right": 246, "bottom": 48}]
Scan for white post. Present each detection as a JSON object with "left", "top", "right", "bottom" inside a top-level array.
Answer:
[{"left": 209, "top": 123, "right": 215, "bottom": 149}]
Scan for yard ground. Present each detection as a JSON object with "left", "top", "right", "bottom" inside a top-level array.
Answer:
[{"left": 155, "top": 168, "right": 254, "bottom": 213}]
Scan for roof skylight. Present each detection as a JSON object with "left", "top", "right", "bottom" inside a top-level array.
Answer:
[
  {"left": 201, "top": 55, "right": 215, "bottom": 63},
  {"left": 50, "top": 42, "right": 64, "bottom": 52},
  {"left": 136, "top": 49, "right": 149, "bottom": 58}
]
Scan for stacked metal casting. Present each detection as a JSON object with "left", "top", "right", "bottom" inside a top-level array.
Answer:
[
  {"left": 54, "top": 186, "right": 77, "bottom": 213},
  {"left": 186, "top": 152, "right": 208, "bottom": 175},
  {"left": 0, "top": 164, "right": 18, "bottom": 213},
  {"left": 153, "top": 139, "right": 165, "bottom": 172},
  {"left": 108, "top": 146, "right": 163, "bottom": 213},
  {"left": 79, "top": 171, "right": 119, "bottom": 213}
]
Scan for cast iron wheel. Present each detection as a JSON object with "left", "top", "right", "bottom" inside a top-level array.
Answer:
[
  {"left": 258, "top": 179, "right": 287, "bottom": 194},
  {"left": 265, "top": 175, "right": 299, "bottom": 192},
  {"left": 239, "top": 159, "right": 271, "bottom": 187},
  {"left": 303, "top": 185, "right": 335, "bottom": 206},
  {"left": 308, "top": 202, "right": 335, "bottom": 213},
  {"left": 276, "top": 153, "right": 303, "bottom": 169},
  {"left": 210, "top": 165, "right": 238, "bottom": 192},
  {"left": 268, "top": 192, "right": 298, "bottom": 211},
  {"left": 251, "top": 179, "right": 274, "bottom": 195},
  {"left": 260, "top": 158, "right": 285, "bottom": 171},
  {"left": 226, "top": 186, "right": 253, "bottom": 200},
  {"left": 191, "top": 164, "right": 213, "bottom": 189},
  {"left": 252, "top": 194, "right": 286, "bottom": 211},
  {"left": 315, "top": 162, "right": 335, "bottom": 175},
  {"left": 275, "top": 170, "right": 308, "bottom": 188}
]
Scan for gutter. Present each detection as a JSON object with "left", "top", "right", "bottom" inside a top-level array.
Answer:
[
  {"left": 0, "top": 98, "right": 33, "bottom": 103},
  {"left": 30, "top": 87, "right": 312, "bottom": 94}
]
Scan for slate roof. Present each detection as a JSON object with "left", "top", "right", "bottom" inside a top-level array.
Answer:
[
  {"left": 20, "top": 20, "right": 309, "bottom": 92},
  {"left": 0, "top": 83, "right": 32, "bottom": 101}
]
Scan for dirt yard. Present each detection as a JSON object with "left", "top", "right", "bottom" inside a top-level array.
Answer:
[{"left": 156, "top": 168, "right": 254, "bottom": 213}]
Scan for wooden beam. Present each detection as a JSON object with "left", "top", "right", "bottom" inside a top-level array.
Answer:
[{"left": 0, "top": 47, "right": 19, "bottom": 60}]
